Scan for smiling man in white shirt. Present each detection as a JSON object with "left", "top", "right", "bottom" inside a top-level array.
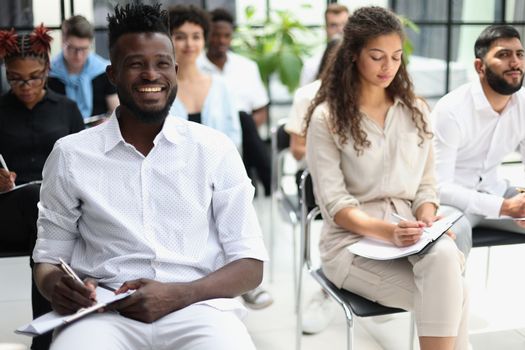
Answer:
[
  {"left": 32, "top": 3, "right": 267, "bottom": 350},
  {"left": 432, "top": 25, "right": 525, "bottom": 256}
]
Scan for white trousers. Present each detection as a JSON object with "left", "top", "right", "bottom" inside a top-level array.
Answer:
[{"left": 50, "top": 304, "right": 256, "bottom": 350}]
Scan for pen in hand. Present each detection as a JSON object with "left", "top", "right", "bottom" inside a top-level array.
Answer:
[
  {"left": 58, "top": 257, "right": 84, "bottom": 285},
  {"left": 391, "top": 212, "right": 408, "bottom": 223},
  {"left": 0, "top": 154, "right": 15, "bottom": 187}
]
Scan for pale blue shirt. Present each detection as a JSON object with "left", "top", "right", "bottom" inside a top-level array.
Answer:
[
  {"left": 169, "top": 75, "right": 241, "bottom": 148},
  {"left": 33, "top": 112, "right": 267, "bottom": 311}
]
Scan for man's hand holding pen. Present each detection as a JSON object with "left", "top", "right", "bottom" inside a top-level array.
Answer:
[{"left": 50, "top": 258, "right": 98, "bottom": 315}]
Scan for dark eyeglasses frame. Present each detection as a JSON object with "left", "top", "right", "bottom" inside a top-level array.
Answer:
[
  {"left": 7, "top": 70, "right": 47, "bottom": 88},
  {"left": 64, "top": 42, "right": 91, "bottom": 55}
]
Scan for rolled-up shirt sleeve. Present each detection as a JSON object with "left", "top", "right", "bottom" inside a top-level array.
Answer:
[
  {"left": 33, "top": 141, "right": 81, "bottom": 264},
  {"left": 211, "top": 140, "right": 268, "bottom": 264},
  {"left": 306, "top": 108, "right": 359, "bottom": 223}
]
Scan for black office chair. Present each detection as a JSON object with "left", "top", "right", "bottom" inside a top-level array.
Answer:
[
  {"left": 296, "top": 169, "right": 413, "bottom": 350},
  {"left": 269, "top": 120, "right": 301, "bottom": 290}
]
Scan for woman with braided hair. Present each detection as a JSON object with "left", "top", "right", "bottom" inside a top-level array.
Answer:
[{"left": 0, "top": 24, "right": 84, "bottom": 350}]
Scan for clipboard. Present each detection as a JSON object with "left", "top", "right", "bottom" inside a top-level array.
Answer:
[
  {"left": 15, "top": 286, "right": 133, "bottom": 336},
  {"left": 348, "top": 212, "right": 463, "bottom": 260}
]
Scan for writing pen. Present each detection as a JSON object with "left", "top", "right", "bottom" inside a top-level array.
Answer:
[
  {"left": 0, "top": 154, "right": 9, "bottom": 172},
  {"left": 0, "top": 153, "right": 16, "bottom": 188},
  {"left": 391, "top": 212, "right": 408, "bottom": 222},
  {"left": 58, "top": 258, "right": 84, "bottom": 285}
]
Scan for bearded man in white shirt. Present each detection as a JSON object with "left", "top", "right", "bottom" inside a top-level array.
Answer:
[
  {"left": 32, "top": 3, "right": 267, "bottom": 350},
  {"left": 432, "top": 24, "right": 525, "bottom": 257}
]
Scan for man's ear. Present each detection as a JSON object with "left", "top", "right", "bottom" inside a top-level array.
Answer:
[
  {"left": 474, "top": 58, "right": 484, "bottom": 76},
  {"left": 106, "top": 65, "right": 116, "bottom": 86}
]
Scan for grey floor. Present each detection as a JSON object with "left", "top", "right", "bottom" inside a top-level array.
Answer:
[{"left": 2, "top": 162, "right": 525, "bottom": 349}]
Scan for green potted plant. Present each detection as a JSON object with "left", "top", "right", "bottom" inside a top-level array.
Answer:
[{"left": 233, "top": 5, "right": 316, "bottom": 94}]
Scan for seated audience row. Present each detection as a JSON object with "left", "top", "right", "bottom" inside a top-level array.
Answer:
[{"left": 1, "top": 3, "right": 524, "bottom": 350}]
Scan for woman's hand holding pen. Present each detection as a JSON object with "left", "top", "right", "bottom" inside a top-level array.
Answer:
[
  {"left": 392, "top": 219, "right": 425, "bottom": 247},
  {"left": 0, "top": 168, "right": 16, "bottom": 192}
]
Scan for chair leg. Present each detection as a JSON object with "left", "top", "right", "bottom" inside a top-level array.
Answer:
[
  {"left": 485, "top": 247, "right": 492, "bottom": 288},
  {"left": 269, "top": 195, "right": 276, "bottom": 283},
  {"left": 409, "top": 312, "right": 415, "bottom": 350},
  {"left": 346, "top": 313, "right": 353, "bottom": 350},
  {"left": 295, "top": 249, "right": 304, "bottom": 350},
  {"left": 292, "top": 221, "right": 298, "bottom": 310},
  {"left": 296, "top": 280, "right": 303, "bottom": 350}
]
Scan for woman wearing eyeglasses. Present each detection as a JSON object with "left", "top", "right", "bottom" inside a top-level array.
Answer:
[{"left": 0, "top": 25, "right": 84, "bottom": 350}]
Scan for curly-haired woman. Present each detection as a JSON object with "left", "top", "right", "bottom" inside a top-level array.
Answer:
[{"left": 305, "top": 7, "right": 469, "bottom": 350}]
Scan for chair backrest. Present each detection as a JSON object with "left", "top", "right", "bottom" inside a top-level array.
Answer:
[
  {"left": 300, "top": 170, "right": 316, "bottom": 209},
  {"left": 276, "top": 123, "right": 290, "bottom": 152},
  {"left": 270, "top": 120, "right": 291, "bottom": 194}
]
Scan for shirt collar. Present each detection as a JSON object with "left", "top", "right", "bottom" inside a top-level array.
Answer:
[
  {"left": 391, "top": 97, "right": 406, "bottom": 109},
  {"left": 199, "top": 52, "right": 221, "bottom": 73},
  {"left": 103, "top": 111, "right": 125, "bottom": 153},
  {"left": 471, "top": 78, "right": 520, "bottom": 114},
  {"left": 103, "top": 111, "right": 187, "bottom": 153},
  {"left": 471, "top": 78, "right": 493, "bottom": 112},
  {"left": 161, "top": 114, "right": 187, "bottom": 145}
]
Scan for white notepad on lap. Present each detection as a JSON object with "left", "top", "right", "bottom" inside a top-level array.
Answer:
[{"left": 348, "top": 212, "right": 463, "bottom": 260}]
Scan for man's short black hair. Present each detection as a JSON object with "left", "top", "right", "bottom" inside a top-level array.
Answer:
[
  {"left": 474, "top": 25, "right": 521, "bottom": 59},
  {"left": 168, "top": 5, "right": 210, "bottom": 40},
  {"left": 210, "top": 8, "right": 234, "bottom": 26},
  {"left": 107, "top": 3, "right": 170, "bottom": 53}
]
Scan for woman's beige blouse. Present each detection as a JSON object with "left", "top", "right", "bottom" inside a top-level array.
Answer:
[{"left": 305, "top": 99, "right": 439, "bottom": 285}]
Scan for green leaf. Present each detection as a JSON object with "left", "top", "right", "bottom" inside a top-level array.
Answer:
[
  {"left": 245, "top": 5, "right": 255, "bottom": 20},
  {"left": 277, "top": 49, "right": 303, "bottom": 93}
]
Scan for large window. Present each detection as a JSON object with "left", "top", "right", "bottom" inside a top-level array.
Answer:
[{"left": 392, "top": 0, "right": 525, "bottom": 102}]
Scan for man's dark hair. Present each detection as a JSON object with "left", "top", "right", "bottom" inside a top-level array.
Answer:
[
  {"left": 168, "top": 5, "right": 210, "bottom": 40},
  {"left": 62, "top": 15, "right": 94, "bottom": 39},
  {"left": 107, "top": 3, "right": 170, "bottom": 52},
  {"left": 210, "top": 8, "right": 234, "bottom": 26},
  {"left": 474, "top": 25, "right": 521, "bottom": 59}
]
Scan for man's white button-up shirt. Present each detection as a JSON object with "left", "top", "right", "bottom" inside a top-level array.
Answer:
[
  {"left": 33, "top": 113, "right": 268, "bottom": 309},
  {"left": 432, "top": 80, "right": 525, "bottom": 217}
]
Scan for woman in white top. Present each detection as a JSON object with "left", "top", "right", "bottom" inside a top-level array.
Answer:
[
  {"left": 168, "top": 5, "right": 240, "bottom": 148},
  {"left": 305, "top": 7, "right": 469, "bottom": 350}
]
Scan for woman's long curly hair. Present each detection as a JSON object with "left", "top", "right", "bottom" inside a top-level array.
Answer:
[{"left": 304, "top": 6, "right": 431, "bottom": 155}]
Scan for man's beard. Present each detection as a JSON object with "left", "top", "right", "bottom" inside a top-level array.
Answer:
[
  {"left": 485, "top": 64, "right": 524, "bottom": 95},
  {"left": 117, "top": 85, "right": 178, "bottom": 124}
]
